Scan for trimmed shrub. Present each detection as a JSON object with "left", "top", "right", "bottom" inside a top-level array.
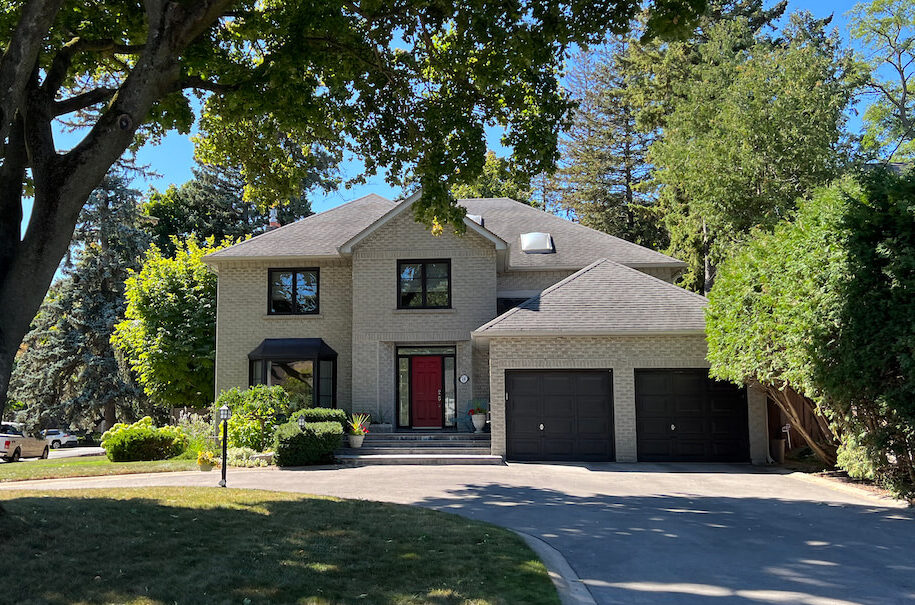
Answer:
[
  {"left": 290, "top": 408, "right": 348, "bottom": 433},
  {"left": 273, "top": 421, "right": 343, "bottom": 466},
  {"left": 101, "top": 417, "right": 188, "bottom": 462}
]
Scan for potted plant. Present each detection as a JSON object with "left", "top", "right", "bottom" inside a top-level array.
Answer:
[
  {"left": 197, "top": 450, "right": 218, "bottom": 471},
  {"left": 468, "top": 402, "right": 488, "bottom": 433},
  {"left": 347, "top": 413, "right": 370, "bottom": 448}
]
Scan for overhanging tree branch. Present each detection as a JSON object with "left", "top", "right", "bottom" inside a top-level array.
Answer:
[
  {"left": 53, "top": 87, "right": 118, "bottom": 116},
  {"left": 0, "top": 0, "right": 66, "bottom": 150}
]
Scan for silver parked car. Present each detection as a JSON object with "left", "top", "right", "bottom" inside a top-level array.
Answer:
[
  {"left": 1, "top": 422, "right": 49, "bottom": 462},
  {"left": 42, "top": 428, "right": 79, "bottom": 449}
]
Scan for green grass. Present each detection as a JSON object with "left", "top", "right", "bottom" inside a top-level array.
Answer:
[
  {"left": 0, "top": 455, "right": 197, "bottom": 482},
  {"left": 0, "top": 487, "right": 558, "bottom": 605}
]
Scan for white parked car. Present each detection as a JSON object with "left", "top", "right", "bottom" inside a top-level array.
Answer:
[
  {"left": 42, "top": 428, "right": 79, "bottom": 449},
  {"left": 1, "top": 422, "right": 49, "bottom": 462}
]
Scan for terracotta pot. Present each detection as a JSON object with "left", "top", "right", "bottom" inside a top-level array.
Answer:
[
  {"left": 471, "top": 413, "right": 487, "bottom": 433},
  {"left": 348, "top": 434, "right": 365, "bottom": 448}
]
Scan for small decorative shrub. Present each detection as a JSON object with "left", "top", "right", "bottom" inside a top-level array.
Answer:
[
  {"left": 226, "top": 447, "right": 270, "bottom": 468},
  {"left": 273, "top": 421, "right": 343, "bottom": 466},
  {"left": 177, "top": 412, "right": 215, "bottom": 456},
  {"left": 197, "top": 450, "right": 219, "bottom": 468},
  {"left": 101, "top": 417, "right": 188, "bottom": 462},
  {"left": 291, "top": 407, "right": 348, "bottom": 433},
  {"left": 216, "top": 385, "right": 299, "bottom": 451}
]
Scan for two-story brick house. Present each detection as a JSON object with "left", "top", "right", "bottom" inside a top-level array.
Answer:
[{"left": 204, "top": 192, "right": 768, "bottom": 464}]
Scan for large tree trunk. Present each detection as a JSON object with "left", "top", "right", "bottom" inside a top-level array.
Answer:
[
  {"left": 0, "top": 0, "right": 235, "bottom": 415},
  {"left": 759, "top": 380, "right": 839, "bottom": 466}
]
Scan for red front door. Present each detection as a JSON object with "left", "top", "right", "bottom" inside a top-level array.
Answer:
[{"left": 411, "top": 356, "right": 443, "bottom": 428}]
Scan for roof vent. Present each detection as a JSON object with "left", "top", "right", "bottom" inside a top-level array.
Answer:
[
  {"left": 520, "top": 232, "right": 554, "bottom": 254},
  {"left": 466, "top": 214, "right": 483, "bottom": 226}
]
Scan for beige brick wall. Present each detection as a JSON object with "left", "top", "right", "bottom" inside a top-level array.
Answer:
[
  {"left": 486, "top": 335, "right": 767, "bottom": 464},
  {"left": 213, "top": 259, "right": 353, "bottom": 408},
  {"left": 351, "top": 209, "right": 498, "bottom": 425},
  {"left": 497, "top": 270, "right": 576, "bottom": 293}
]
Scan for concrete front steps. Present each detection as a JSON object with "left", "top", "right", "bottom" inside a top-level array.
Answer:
[{"left": 335, "top": 432, "right": 503, "bottom": 466}]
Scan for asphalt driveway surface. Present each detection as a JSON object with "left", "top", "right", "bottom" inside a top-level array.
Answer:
[{"left": 2, "top": 463, "right": 912, "bottom": 604}]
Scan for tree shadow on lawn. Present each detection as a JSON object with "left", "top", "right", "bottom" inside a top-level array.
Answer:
[
  {"left": 0, "top": 487, "right": 558, "bottom": 605},
  {"left": 412, "top": 482, "right": 915, "bottom": 605}
]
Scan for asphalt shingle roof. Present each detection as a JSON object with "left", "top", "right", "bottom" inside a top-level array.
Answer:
[
  {"left": 205, "top": 193, "right": 395, "bottom": 259},
  {"left": 474, "top": 259, "right": 708, "bottom": 335},
  {"left": 460, "top": 197, "right": 684, "bottom": 268},
  {"left": 205, "top": 193, "right": 685, "bottom": 270}
]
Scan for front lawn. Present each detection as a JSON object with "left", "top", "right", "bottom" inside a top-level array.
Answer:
[
  {"left": 0, "top": 455, "right": 197, "bottom": 482},
  {"left": 0, "top": 487, "right": 557, "bottom": 605}
]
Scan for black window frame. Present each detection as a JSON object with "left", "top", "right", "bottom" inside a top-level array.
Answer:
[
  {"left": 248, "top": 356, "right": 337, "bottom": 409},
  {"left": 397, "top": 259, "right": 452, "bottom": 309},
  {"left": 267, "top": 268, "right": 320, "bottom": 315}
]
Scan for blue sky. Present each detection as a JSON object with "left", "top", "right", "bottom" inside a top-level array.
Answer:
[{"left": 20, "top": 0, "right": 862, "bottom": 234}]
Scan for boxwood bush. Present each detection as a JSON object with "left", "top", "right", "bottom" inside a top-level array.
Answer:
[
  {"left": 290, "top": 408, "right": 348, "bottom": 433},
  {"left": 273, "top": 421, "right": 343, "bottom": 466},
  {"left": 101, "top": 417, "right": 188, "bottom": 462}
]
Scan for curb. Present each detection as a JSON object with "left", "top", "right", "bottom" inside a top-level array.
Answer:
[
  {"left": 787, "top": 471, "right": 911, "bottom": 509},
  {"left": 513, "top": 530, "right": 596, "bottom": 605}
]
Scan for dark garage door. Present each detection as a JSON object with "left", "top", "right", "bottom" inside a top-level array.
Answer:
[
  {"left": 506, "top": 370, "right": 614, "bottom": 461},
  {"left": 635, "top": 369, "right": 749, "bottom": 462}
]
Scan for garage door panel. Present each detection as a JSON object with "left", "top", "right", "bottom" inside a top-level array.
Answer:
[
  {"left": 672, "top": 417, "right": 705, "bottom": 436},
  {"left": 511, "top": 374, "right": 542, "bottom": 396},
  {"left": 636, "top": 369, "right": 749, "bottom": 463},
  {"left": 638, "top": 439, "right": 675, "bottom": 459},
  {"left": 506, "top": 370, "right": 614, "bottom": 462},
  {"left": 674, "top": 396, "right": 704, "bottom": 414},
  {"left": 542, "top": 438, "right": 575, "bottom": 456},
  {"left": 543, "top": 396, "right": 575, "bottom": 415},
  {"left": 542, "top": 375, "right": 573, "bottom": 394},
  {"left": 543, "top": 418, "right": 575, "bottom": 436},
  {"left": 638, "top": 396, "right": 669, "bottom": 417}
]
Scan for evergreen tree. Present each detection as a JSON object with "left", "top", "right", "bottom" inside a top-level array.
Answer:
[
  {"left": 10, "top": 176, "right": 152, "bottom": 429},
  {"left": 144, "top": 160, "right": 329, "bottom": 256},
  {"left": 647, "top": 13, "right": 862, "bottom": 292},
  {"left": 554, "top": 40, "right": 665, "bottom": 249}
]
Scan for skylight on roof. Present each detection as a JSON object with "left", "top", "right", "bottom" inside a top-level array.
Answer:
[{"left": 520, "top": 232, "right": 554, "bottom": 254}]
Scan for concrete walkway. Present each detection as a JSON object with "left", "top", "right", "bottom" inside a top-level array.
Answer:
[{"left": 3, "top": 463, "right": 913, "bottom": 604}]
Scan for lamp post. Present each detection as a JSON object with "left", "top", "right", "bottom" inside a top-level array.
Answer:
[
  {"left": 297, "top": 415, "right": 307, "bottom": 431},
  {"left": 218, "top": 405, "right": 232, "bottom": 487}
]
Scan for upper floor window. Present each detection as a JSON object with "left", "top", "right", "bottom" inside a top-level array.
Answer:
[
  {"left": 398, "top": 260, "right": 451, "bottom": 309},
  {"left": 269, "top": 268, "right": 319, "bottom": 314}
]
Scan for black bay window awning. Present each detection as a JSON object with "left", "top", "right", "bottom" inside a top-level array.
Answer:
[{"left": 247, "top": 338, "right": 338, "bottom": 361}]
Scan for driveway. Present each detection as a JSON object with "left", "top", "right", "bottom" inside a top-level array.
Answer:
[{"left": 2, "top": 463, "right": 913, "bottom": 604}]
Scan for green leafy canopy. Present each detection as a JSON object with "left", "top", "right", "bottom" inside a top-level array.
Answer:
[{"left": 111, "top": 236, "right": 233, "bottom": 409}]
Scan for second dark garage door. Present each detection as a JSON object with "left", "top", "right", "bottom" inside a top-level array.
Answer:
[
  {"left": 635, "top": 369, "right": 749, "bottom": 462},
  {"left": 506, "top": 370, "right": 614, "bottom": 461}
]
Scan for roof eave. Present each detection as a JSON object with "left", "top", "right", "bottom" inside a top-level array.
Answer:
[{"left": 472, "top": 328, "right": 707, "bottom": 341}]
